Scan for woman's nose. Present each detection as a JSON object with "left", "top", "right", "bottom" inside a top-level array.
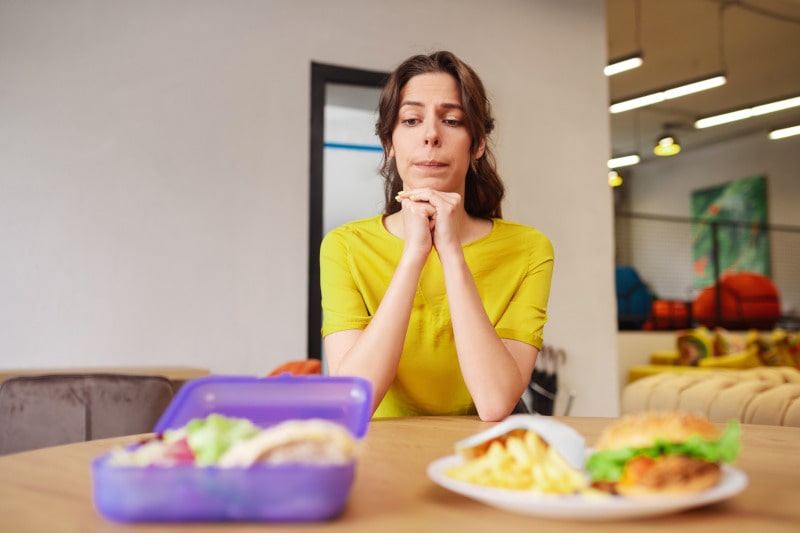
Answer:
[{"left": 424, "top": 129, "right": 440, "bottom": 146}]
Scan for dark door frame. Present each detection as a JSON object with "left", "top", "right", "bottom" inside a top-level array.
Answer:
[{"left": 307, "top": 62, "right": 388, "bottom": 359}]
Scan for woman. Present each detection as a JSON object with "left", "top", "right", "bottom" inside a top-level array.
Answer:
[{"left": 320, "top": 51, "right": 553, "bottom": 421}]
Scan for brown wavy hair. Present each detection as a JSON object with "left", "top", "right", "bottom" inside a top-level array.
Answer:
[{"left": 376, "top": 51, "right": 504, "bottom": 218}]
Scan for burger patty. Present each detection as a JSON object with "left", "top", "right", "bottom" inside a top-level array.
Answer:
[{"left": 622, "top": 455, "right": 720, "bottom": 488}]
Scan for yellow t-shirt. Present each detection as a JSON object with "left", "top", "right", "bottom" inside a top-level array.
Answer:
[{"left": 320, "top": 215, "right": 554, "bottom": 417}]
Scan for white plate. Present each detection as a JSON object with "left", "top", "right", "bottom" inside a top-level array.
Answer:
[{"left": 427, "top": 455, "right": 748, "bottom": 521}]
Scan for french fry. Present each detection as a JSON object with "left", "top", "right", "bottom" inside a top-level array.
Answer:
[{"left": 445, "top": 429, "right": 588, "bottom": 494}]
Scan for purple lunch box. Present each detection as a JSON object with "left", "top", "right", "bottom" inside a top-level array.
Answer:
[{"left": 91, "top": 374, "right": 373, "bottom": 523}]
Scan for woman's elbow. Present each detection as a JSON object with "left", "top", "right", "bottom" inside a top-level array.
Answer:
[{"left": 475, "top": 402, "right": 516, "bottom": 422}]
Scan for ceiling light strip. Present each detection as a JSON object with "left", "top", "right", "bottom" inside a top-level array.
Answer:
[
  {"left": 769, "top": 125, "right": 800, "bottom": 140},
  {"left": 605, "top": 54, "right": 643, "bottom": 76},
  {"left": 610, "top": 74, "right": 727, "bottom": 114},
  {"left": 608, "top": 154, "right": 640, "bottom": 168},
  {"left": 695, "top": 95, "right": 800, "bottom": 129},
  {"left": 663, "top": 76, "right": 726, "bottom": 99}
]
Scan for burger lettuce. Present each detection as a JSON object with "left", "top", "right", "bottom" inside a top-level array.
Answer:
[{"left": 586, "top": 420, "right": 741, "bottom": 483}]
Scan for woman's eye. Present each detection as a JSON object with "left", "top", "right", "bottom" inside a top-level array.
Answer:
[
  {"left": 401, "top": 118, "right": 420, "bottom": 126},
  {"left": 443, "top": 118, "right": 462, "bottom": 127}
]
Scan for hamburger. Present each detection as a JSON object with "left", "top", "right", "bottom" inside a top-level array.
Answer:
[{"left": 585, "top": 411, "right": 740, "bottom": 496}]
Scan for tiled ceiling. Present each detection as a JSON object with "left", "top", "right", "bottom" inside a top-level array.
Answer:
[{"left": 607, "top": 0, "right": 800, "bottom": 163}]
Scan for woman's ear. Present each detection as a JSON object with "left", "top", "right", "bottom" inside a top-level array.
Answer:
[
  {"left": 474, "top": 137, "right": 486, "bottom": 160},
  {"left": 388, "top": 145, "right": 395, "bottom": 158}
]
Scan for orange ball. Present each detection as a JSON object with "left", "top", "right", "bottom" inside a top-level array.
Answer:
[{"left": 693, "top": 272, "right": 780, "bottom": 330}]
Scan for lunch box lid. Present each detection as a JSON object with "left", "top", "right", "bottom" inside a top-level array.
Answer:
[{"left": 153, "top": 374, "right": 373, "bottom": 438}]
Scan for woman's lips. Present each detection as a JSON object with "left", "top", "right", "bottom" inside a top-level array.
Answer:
[{"left": 415, "top": 160, "right": 447, "bottom": 169}]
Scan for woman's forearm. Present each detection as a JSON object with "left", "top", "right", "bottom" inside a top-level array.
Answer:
[
  {"left": 325, "top": 252, "right": 426, "bottom": 412},
  {"left": 439, "top": 250, "right": 535, "bottom": 421}
]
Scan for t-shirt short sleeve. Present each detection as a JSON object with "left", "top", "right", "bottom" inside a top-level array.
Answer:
[{"left": 319, "top": 227, "right": 373, "bottom": 336}]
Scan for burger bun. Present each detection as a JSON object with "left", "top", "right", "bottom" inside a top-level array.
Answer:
[{"left": 595, "top": 411, "right": 721, "bottom": 451}]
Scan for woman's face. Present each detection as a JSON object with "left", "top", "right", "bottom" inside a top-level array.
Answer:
[{"left": 389, "top": 72, "right": 484, "bottom": 194}]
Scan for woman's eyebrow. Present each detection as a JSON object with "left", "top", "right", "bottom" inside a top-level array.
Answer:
[
  {"left": 399, "top": 100, "right": 424, "bottom": 109},
  {"left": 399, "top": 100, "right": 464, "bottom": 111}
]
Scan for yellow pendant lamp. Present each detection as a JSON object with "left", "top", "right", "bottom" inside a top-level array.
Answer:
[{"left": 654, "top": 126, "right": 681, "bottom": 156}]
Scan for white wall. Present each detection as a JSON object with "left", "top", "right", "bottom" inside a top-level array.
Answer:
[{"left": 0, "top": 1, "right": 618, "bottom": 416}]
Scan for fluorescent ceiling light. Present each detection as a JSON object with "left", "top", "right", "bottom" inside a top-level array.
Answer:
[
  {"left": 608, "top": 154, "right": 640, "bottom": 168},
  {"left": 696, "top": 96, "right": 800, "bottom": 129},
  {"left": 695, "top": 109, "right": 752, "bottom": 128},
  {"left": 605, "top": 55, "right": 643, "bottom": 76},
  {"left": 611, "top": 93, "right": 665, "bottom": 113},
  {"left": 769, "top": 124, "right": 800, "bottom": 140},
  {"left": 663, "top": 76, "right": 726, "bottom": 98},
  {"left": 610, "top": 74, "right": 727, "bottom": 114}
]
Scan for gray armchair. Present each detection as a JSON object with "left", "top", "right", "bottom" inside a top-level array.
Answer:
[{"left": 0, "top": 373, "right": 174, "bottom": 455}]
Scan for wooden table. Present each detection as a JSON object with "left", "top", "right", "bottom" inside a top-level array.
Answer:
[{"left": 1, "top": 416, "right": 798, "bottom": 532}]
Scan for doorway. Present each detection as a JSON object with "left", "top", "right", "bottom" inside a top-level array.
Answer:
[{"left": 307, "top": 62, "right": 388, "bottom": 359}]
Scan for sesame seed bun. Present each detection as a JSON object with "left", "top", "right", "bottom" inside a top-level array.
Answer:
[{"left": 595, "top": 411, "right": 721, "bottom": 451}]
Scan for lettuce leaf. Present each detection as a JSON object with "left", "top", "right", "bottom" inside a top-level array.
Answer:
[
  {"left": 164, "top": 414, "right": 260, "bottom": 466},
  {"left": 585, "top": 420, "right": 741, "bottom": 482}
]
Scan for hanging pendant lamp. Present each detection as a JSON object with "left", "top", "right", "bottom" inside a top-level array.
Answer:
[{"left": 654, "top": 131, "right": 681, "bottom": 156}]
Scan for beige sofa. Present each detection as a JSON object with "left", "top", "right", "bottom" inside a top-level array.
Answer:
[
  {"left": 621, "top": 366, "right": 800, "bottom": 427},
  {"left": 617, "top": 331, "right": 682, "bottom": 391}
]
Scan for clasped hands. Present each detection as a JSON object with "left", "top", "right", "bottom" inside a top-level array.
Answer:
[{"left": 395, "top": 188, "right": 463, "bottom": 254}]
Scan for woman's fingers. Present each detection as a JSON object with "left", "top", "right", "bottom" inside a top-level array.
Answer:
[
  {"left": 397, "top": 193, "right": 436, "bottom": 253},
  {"left": 396, "top": 189, "right": 459, "bottom": 211},
  {"left": 398, "top": 188, "right": 458, "bottom": 213},
  {"left": 397, "top": 189, "right": 463, "bottom": 249}
]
